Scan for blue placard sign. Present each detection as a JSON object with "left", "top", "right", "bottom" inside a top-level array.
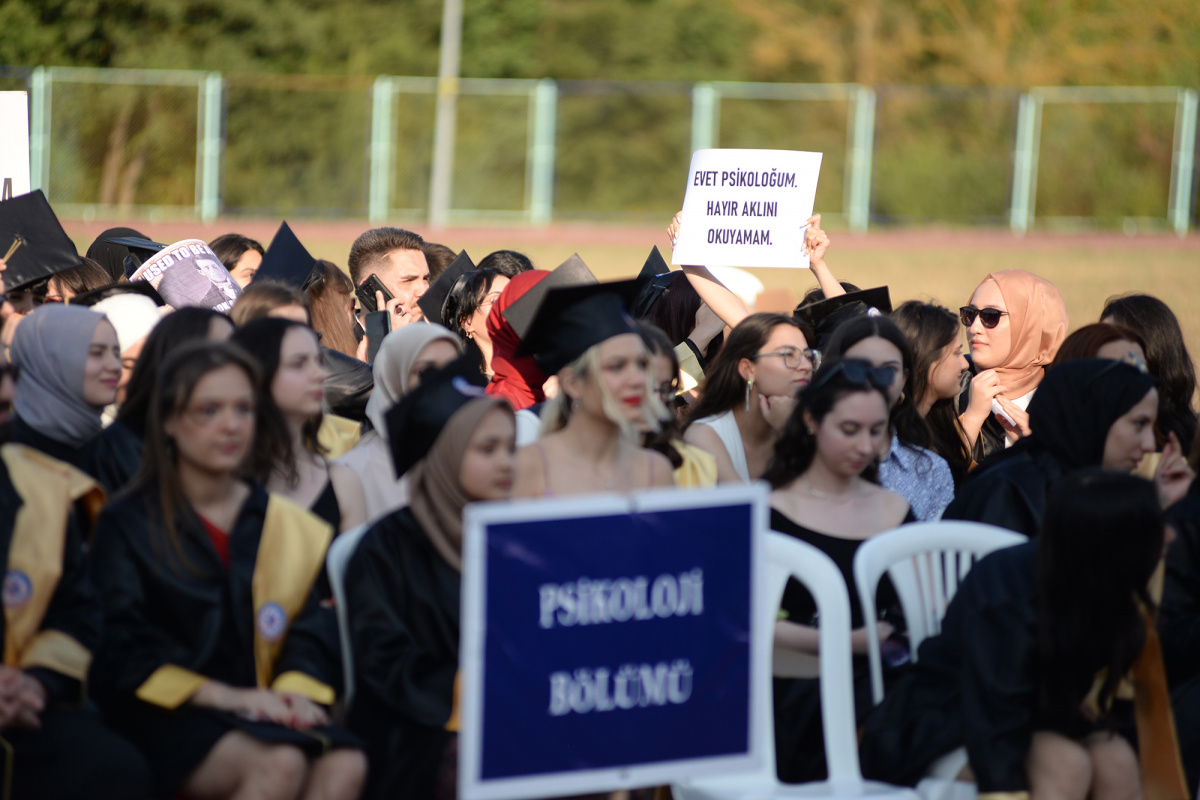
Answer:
[{"left": 459, "top": 484, "right": 769, "bottom": 800}]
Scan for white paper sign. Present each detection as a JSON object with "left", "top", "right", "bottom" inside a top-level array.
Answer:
[
  {"left": 0, "top": 93, "right": 31, "bottom": 201},
  {"left": 671, "top": 149, "right": 822, "bottom": 269}
]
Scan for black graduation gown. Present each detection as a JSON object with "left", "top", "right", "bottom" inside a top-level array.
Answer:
[
  {"left": 89, "top": 483, "right": 352, "bottom": 798},
  {"left": 860, "top": 544, "right": 1040, "bottom": 791},
  {"left": 10, "top": 417, "right": 95, "bottom": 475},
  {"left": 86, "top": 418, "right": 144, "bottom": 496},
  {"left": 323, "top": 346, "right": 373, "bottom": 424},
  {"left": 1162, "top": 484, "right": 1200, "bottom": 789},
  {"left": 860, "top": 543, "right": 1127, "bottom": 793},
  {"left": 941, "top": 446, "right": 1063, "bottom": 537},
  {"left": 0, "top": 448, "right": 150, "bottom": 800},
  {"left": 345, "top": 507, "right": 460, "bottom": 800}
]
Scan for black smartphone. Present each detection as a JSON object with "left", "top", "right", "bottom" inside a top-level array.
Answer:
[
  {"left": 356, "top": 273, "right": 394, "bottom": 314},
  {"left": 364, "top": 310, "right": 391, "bottom": 365}
]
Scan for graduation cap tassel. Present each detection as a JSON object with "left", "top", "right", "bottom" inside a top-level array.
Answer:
[{"left": 2, "top": 236, "right": 23, "bottom": 261}]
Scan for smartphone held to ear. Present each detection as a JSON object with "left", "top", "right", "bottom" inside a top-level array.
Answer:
[{"left": 355, "top": 273, "right": 394, "bottom": 313}]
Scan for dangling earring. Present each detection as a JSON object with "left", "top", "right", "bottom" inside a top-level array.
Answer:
[
  {"left": 744, "top": 377, "right": 755, "bottom": 412},
  {"left": 898, "top": 390, "right": 906, "bottom": 404}
]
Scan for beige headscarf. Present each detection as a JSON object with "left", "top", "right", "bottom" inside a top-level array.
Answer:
[
  {"left": 408, "top": 397, "right": 513, "bottom": 571},
  {"left": 977, "top": 270, "right": 1069, "bottom": 399},
  {"left": 364, "top": 323, "right": 462, "bottom": 435}
]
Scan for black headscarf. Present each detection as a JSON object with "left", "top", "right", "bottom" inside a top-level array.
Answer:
[
  {"left": 86, "top": 227, "right": 148, "bottom": 282},
  {"left": 1027, "top": 358, "right": 1158, "bottom": 471}
]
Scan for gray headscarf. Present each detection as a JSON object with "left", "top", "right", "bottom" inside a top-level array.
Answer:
[
  {"left": 364, "top": 323, "right": 462, "bottom": 436},
  {"left": 12, "top": 305, "right": 111, "bottom": 448}
]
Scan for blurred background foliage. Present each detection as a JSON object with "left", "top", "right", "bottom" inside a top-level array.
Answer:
[{"left": 1, "top": 0, "right": 1196, "bottom": 223}]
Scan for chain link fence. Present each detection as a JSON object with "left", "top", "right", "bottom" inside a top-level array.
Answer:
[{"left": 8, "top": 66, "right": 1198, "bottom": 234}]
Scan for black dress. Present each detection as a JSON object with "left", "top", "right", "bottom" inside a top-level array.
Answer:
[
  {"left": 0, "top": 444, "right": 150, "bottom": 799},
  {"left": 89, "top": 483, "right": 355, "bottom": 798},
  {"left": 769, "top": 509, "right": 904, "bottom": 784},
  {"left": 345, "top": 507, "right": 461, "bottom": 800}
]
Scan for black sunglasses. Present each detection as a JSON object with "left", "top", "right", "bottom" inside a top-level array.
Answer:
[
  {"left": 809, "top": 359, "right": 894, "bottom": 394},
  {"left": 959, "top": 306, "right": 1009, "bottom": 329}
]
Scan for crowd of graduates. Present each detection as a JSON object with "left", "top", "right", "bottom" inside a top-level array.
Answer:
[{"left": 0, "top": 188, "right": 1196, "bottom": 800}]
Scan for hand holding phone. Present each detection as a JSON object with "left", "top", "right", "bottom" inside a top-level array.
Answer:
[{"left": 355, "top": 274, "right": 394, "bottom": 314}]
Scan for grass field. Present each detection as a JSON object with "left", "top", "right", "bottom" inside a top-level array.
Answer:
[{"left": 64, "top": 219, "right": 1200, "bottom": 359}]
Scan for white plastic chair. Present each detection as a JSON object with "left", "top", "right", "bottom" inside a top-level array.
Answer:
[
  {"left": 852, "top": 520, "right": 1025, "bottom": 706},
  {"left": 673, "top": 531, "right": 919, "bottom": 800},
  {"left": 325, "top": 523, "right": 370, "bottom": 710}
]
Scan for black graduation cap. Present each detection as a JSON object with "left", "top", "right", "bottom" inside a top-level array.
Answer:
[
  {"left": 514, "top": 279, "right": 642, "bottom": 375},
  {"left": 70, "top": 280, "right": 166, "bottom": 308},
  {"left": 256, "top": 222, "right": 320, "bottom": 290},
  {"left": 501, "top": 253, "right": 596, "bottom": 341},
  {"left": 385, "top": 353, "right": 491, "bottom": 477},
  {"left": 793, "top": 286, "right": 892, "bottom": 349},
  {"left": 0, "top": 190, "right": 83, "bottom": 292},
  {"left": 97, "top": 236, "right": 167, "bottom": 279},
  {"left": 417, "top": 249, "right": 475, "bottom": 323},
  {"left": 630, "top": 245, "right": 673, "bottom": 319}
]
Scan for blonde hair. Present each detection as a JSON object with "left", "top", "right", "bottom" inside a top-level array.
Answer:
[{"left": 540, "top": 340, "right": 670, "bottom": 440}]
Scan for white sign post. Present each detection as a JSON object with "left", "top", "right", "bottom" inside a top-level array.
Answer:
[
  {"left": 0, "top": 93, "right": 31, "bottom": 201},
  {"left": 671, "top": 148, "right": 822, "bottom": 269}
]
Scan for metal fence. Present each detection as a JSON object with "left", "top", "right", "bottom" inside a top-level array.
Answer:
[{"left": 6, "top": 65, "right": 1198, "bottom": 234}]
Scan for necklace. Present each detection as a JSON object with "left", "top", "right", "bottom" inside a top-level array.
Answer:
[{"left": 801, "top": 475, "right": 862, "bottom": 504}]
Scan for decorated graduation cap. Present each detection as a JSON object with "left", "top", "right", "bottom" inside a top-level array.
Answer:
[
  {"left": 515, "top": 279, "right": 642, "bottom": 375},
  {"left": 256, "top": 222, "right": 320, "bottom": 290},
  {"left": 0, "top": 190, "right": 83, "bottom": 292},
  {"left": 501, "top": 253, "right": 596, "bottom": 340},
  {"left": 793, "top": 286, "right": 892, "bottom": 348},
  {"left": 417, "top": 249, "right": 475, "bottom": 322},
  {"left": 385, "top": 353, "right": 491, "bottom": 477},
  {"left": 630, "top": 245, "right": 673, "bottom": 319}
]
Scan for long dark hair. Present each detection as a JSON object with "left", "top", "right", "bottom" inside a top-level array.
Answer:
[
  {"left": 117, "top": 307, "right": 232, "bottom": 435},
  {"left": 229, "top": 318, "right": 324, "bottom": 487},
  {"left": 822, "top": 313, "right": 932, "bottom": 452},
  {"left": 131, "top": 341, "right": 261, "bottom": 572},
  {"left": 636, "top": 322, "right": 684, "bottom": 468},
  {"left": 443, "top": 268, "right": 501, "bottom": 341},
  {"left": 1036, "top": 469, "right": 1164, "bottom": 728},
  {"left": 1052, "top": 322, "right": 1147, "bottom": 366},
  {"left": 1102, "top": 294, "right": 1198, "bottom": 447},
  {"left": 762, "top": 357, "right": 890, "bottom": 488},
  {"left": 641, "top": 272, "right": 723, "bottom": 358},
  {"left": 890, "top": 301, "right": 970, "bottom": 484},
  {"left": 684, "top": 313, "right": 803, "bottom": 428}
]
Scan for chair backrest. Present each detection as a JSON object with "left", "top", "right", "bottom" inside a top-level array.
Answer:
[
  {"left": 326, "top": 523, "right": 370, "bottom": 709},
  {"left": 853, "top": 520, "right": 1026, "bottom": 704},
  {"left": 765, "top": 531, "right": 863, "bottom": 787}
]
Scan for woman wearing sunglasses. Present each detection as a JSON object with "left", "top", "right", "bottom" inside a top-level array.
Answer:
[
  {"left": 764, "top": 357, "right": 912, "bottom": 781},
  {"left": 683, "top": 313, "right": 817, "bottom": 483},
  {"left": 822, "top": 314, "right": 956, "bottom": 521},
  {"left": 958, "top": 270, "right": 1068, "bottom": 461},
  {"left": 945, "top": 358, "right": 1193, "bottom": 536}
]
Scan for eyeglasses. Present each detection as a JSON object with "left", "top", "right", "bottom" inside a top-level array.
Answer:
[
  {"left": 751, "top": 347, "right": 821, "bottom": 371},
  {"left": 809, "top": 359, "right": 895, "bottom": 394},
  {"left": 959, "top": 306, "right": 1009, "bottom": 329},
  {"left": 654, "top": 383, "right": 678, "bottom": 403}
]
